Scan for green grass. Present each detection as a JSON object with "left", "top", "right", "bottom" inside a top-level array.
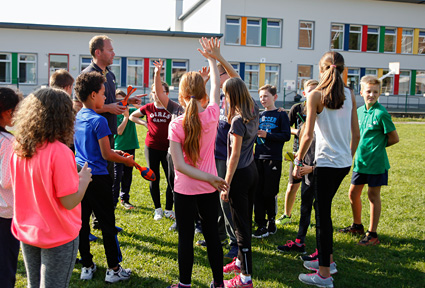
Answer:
[{"left": 15, "top": 122, "right": 425, "bottom": 288}]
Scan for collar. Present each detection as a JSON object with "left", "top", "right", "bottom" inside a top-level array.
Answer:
[
  {"left": 90, "top": 61, "right": 109, "bottom": 76},
  {"left": 364, "top": 101, "right": 379, "bottom": 113}
]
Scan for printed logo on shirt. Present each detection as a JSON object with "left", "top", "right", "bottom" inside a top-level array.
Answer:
[
  {"left": 150, "top": 111, "right": 171, "bottom": 123},
  {"left": 259, "top": 116, "right": 278, "bottom": 131}
]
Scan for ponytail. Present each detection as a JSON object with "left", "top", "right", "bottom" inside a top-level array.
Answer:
[{"left": 182, "top": 97, "right": 202, "bottom": 167}]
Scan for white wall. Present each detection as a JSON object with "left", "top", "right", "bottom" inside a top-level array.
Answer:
[{"left": 181, "top": 0, "right": 222, "bottom": 33}]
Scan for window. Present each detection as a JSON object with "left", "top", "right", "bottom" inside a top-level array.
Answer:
[
  {"left": 415, "top": 71, "right": 425, "bottom": 95},
  {"left": 384, "top": 28, "right": 396, "bottom": 53},
  {"left": 172, "top": 60, "right": 188, "bottom": 87},
  {"left": 418, "top": 30, "right": 425, "bottom": 54},
  {"left": 365, "top": 69, "right": 378, "bottom": 76},
  {"left": 349, "top": 25, "right": 362, "bottom": 51},
  {"left": 18, "top": 54, "right": 36, "bottom": 84},
  {"left": 299, "top": 21, "right": 314, "bottom": 49},
  {"left": 244, "top": 64, "right": 259, "bottom": 91},
  {"left": 401, "top": 29, "right": 414, "bottom": 54},
  {"left": 382, "top": 69, "right": 394, "bottom": 94},
  {"left": 331, "top": 24, "right": 344, "bottom": 50},
  {"left": 80, "top": 56, "right": 91, "bottom": 71},
  {"left": 367, "top": 26, "right": 379, "bottom": 52},
  {"left": 127, "top": 58, "right": 143, "bottom": 87},
  {"left": 399, "top": 71, "right": 410, "bottom": 95},
  {"left": 0, "top": 53, "right": 11, "bottom": 83},
  {"left": 347, "top": 68, "right": 360, "bottom": 94},
  {"left": 110, "top": 58, "right": 121, "bottom": 87},
  {"left": 266, "top": 20, "right": 281, "bottom": 47},
  {"left": 230, "top": 63, "right": 239, "bottom": 75},
  {"left": 49, "top": 54, "right": 68, "bottom": 80},
  {"left": 225, "top": 18, "right": 240, "bottom": 45},
  {"left": 246, "top": 19, "right": 261, "bottom": 46},
  {"left": 149, "top": 59, "right": 166, "bottom": 87},
  {"left": 265, "top": 65, "right": 280, "bottom": 89},
  {"left": 297, "top": 65, "right": 313, "bottom": 91}
]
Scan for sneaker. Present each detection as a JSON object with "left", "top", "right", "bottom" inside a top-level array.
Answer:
[
  {"left": 301, "top": 248, "right": 319, "bottom": 261},
  {"left": 358, "top": 232, "right": 380, "bottom": 246},
  {"left": 224, "top": 274, "right": 253, "bottom": 288},
  {"left": 80, "top": 263, "right": 96, "bottom": 280},
  {"left": 116, "top": 226, "right": 123, "bottom": 233},
  {"left": 252, "top": 226, "right": 269, "bottom": 238},
  {"left": 105, "top": 265, "right": 131, "bottom": 283},
  {"left": 164, "top": 210, "right": 176, "bottom": 220},
  {"left": 276, "top": 214, "right": 291, "bottom": 225},
  {"left": 224, "top": 245, "right": 238, "bottom": 260},
  {"left": 277, "top": 240, "right": 306, "bottom": 254},
  {"left": 223, "top": 257, "right": 241, "bottom": 274},
  {"left": 210, "top": 280, "right": 225, "bottom": 288},
  {"left": 154, "top": 208, "right": 163, "bottom": 220},
  {"left": 338, "top": 223, "right": 365, "bottom": 235},
  {"left": 89, "top": 233, "right": 98, "bottom": 242},
  {"left": 196, "top": 239, "right": 228, "bottom": 247},
  {"left": 303, "top": 259, "right": 337, "bottom": 275},
  {"left": 167, "top": 284, "right": 191, "bottom": 288},
  {"left": 268, "top": 220, "right": 277, "bottom": 235},
  {"left": 298, "top": 272, "right": 334, "bottom": 288},
  {"left": 169, "top": 221, "right": 177, "bottom": 231},
  {"left": 121, "top": 200, "right": 135, "bottom": 210}
]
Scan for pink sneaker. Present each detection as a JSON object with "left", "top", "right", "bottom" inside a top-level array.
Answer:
[
  {"left": 223, "top": 257, "right": 241, "bottom": 274},
  {"left": 224, "top": 274, "right": 253, "bottom": 288}
]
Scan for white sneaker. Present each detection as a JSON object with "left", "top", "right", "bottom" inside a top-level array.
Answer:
[
  {"left": 105, "top": 265, "right": 131, "bottom": 283},
  {"left": 80, "top": 263, "right": 96, "bottom": 280},
  {"left": 303, "top": 259, "right": 338, "bottom": 275},
  {"left": 164, "top": 210, "right": 175, "bottom": 220},
  {"left": 154, "top": 208, "right": 163, "bottom": 220},
  {"left": 299, "top": 272, "right": 334, "bottom": 288}
]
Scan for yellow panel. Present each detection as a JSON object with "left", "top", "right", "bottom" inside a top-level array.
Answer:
[
  {"left": 259, "top": 63, "right": 266, "bottom": 88},
  {"left": 378, "top": 69, "right": 384, "bottom": 79},
  {"left": 413, "top": 28, "right": 419, "bottom": 54}
]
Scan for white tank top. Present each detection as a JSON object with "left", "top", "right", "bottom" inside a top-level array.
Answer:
[{"left": 314, "top": 87, "right": 352, "bottom": 168}]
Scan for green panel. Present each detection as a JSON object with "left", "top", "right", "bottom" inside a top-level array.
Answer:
[
  {"left": 261, "top": 18, "right": 267, "bottom": 47},
  {"left": 379, "top": 26, "right": 385, "bottom": 53},
  {"left": 166, "top": 59, "right": 172, "bottom": 86},
  {"left": 12, "top": 53, "right": 18, "bottom": 84},
  {"left": 410, "top": 70, "right": 416, "bottom": 95}
]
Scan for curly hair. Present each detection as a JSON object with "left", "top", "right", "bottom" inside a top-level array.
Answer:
[
  {"left": 14, "top": 88, "right": 75, "bottom": 158},
  {"left": 74, "top": 72, "right": 106, "bottom": 102}
]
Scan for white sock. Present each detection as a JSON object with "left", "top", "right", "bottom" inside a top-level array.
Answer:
[
  {"left": 240, "top": 274, "right": 251, "bottom": 284},
  {"left": 179, "top": 282, "right": 191, "bottom": 287},
  {"left": 235, "top": 258, "right": 241, "bottom": 267}
]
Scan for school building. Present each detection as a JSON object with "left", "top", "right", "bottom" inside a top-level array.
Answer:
[{"left": 0, "top": 0, "right": 424, "bottom": 105}]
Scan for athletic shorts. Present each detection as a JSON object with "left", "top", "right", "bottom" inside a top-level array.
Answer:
[
  {"left": 351, "top": 170, "right": 388, "bottom": 187},
  {"left": 288, "top": 161, "right": 302, "bottom": 184}
]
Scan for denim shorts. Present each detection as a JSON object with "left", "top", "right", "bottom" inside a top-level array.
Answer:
[{"left": 351, "top": 170, "right": 388, "bottom": 187}]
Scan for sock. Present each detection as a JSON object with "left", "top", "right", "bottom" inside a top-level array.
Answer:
[
  {"left": 368, "top": 231, "right": 378, "bottom": 238},
  {"left": 235, "top": 258, "right": 241, "bottom": 267},
  {"left": 295, "top": 238, "right": 303, "bottom": 245},
  {"left": 179, "top": 283, "right": 191, "bottom": 287},
  {"left": 353, "top": 223, "right": 363, "bottom": 229},
  {"left": 317, "top": 272, "right": 330, "bottom": 279},
  {"left": 240, "top": 274, "right": 251, "bottom": 284}
]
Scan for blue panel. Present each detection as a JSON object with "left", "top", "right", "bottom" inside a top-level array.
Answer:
[
  {"left": 121, "top": 57, "right": 127, "bottom": 87},
  {"left": 344, "top": 24, "right": 350, "bottom": 51},
  {"left": 239, "top": 62, "right": 245, "bottom": 80},
  {"left": 360, "top": 68, "right": 366, "bottom": 79}
]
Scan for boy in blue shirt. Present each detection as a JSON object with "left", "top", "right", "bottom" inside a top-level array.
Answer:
[
  {"left": 74, "top": 72, "right": 136, "bottom": 283},
  {"left": 253, "top": 84, "right": 291, "bottom": 238},
  {"left": 339, "top": 75, "right": 399, "bottom": 246}
]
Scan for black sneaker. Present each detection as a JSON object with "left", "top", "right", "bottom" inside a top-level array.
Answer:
[
  {"left": 277, "top": 240, "right": 306, "bottom": 253},
  {"left": 252, "top": 226, "right": 269, "bottom": 238},
  {"left": 300, "top": 248, "right": 319, "bottom": 261},
  {"left": 268, "top": 220, "right": 277, "bottom": 235},
  {"left": 339, "top": 223, "right": 365, "bottom": 235},
  {"left": 196, "top": 239, "right": 228, "bottom": 247}
]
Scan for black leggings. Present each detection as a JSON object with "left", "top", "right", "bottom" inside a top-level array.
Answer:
[
  {"left": 174, "top": 191, "right": 223, "bottom": 284},
  {"left": 297, "top": 181, "right": 315, "bottom": 243},
  {"left": 314, "top": 166, "right": 350, "bottom": 267},
  {"left": 229, "top": 161, "right": 258, "bottom": 275},
  {"left": 145, "top": 146, "right": 173, "bottom": 210}
]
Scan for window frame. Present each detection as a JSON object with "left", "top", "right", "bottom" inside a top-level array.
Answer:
[
  {"left": 399, "top": 70, "right": 411, "bottom": 95},
  {"left": 298, "top": 20, "right": 314, "bottom": 50},
  {"left": 246, "top": 18, "right": 261, "bottom": 46},
  {"left": 264, "top": 64, "right": 280, "bottom": 91},
  {"left": 297, "top": 64, "right": 313, "bottom": 92},
  {"left": 401, "top": 29, "right": 414, "bottom": 54},
  {"left": 0, "top": 52, "right": 12, "bottom": 84},
  {"left": 415, "top": 70, "right": 425, "bottom": 95},
  {"left": 266, "top": 19, "right": 282, "bottom": 48},
  {"left": 330, "top": 23, "right": 344, "bottom": 51},
  {"left": 18, "top": 53, "right": 37, "bottom": 85},
  {"left": 127, "top": 58, "right": 143, "bottom": 88},
  {"left": 149, "top": 59, "right": 166, "bottom": 88},
  {"left": 48, "top": 53, "right": 69, "bottom": 82},
  {"left": 367, "top": 26, "right": 380, "bottom": 52},
  {"left": 349, "top": 25, "right": 362, "bottom": 51},
  {"left": 171, "top": 60, "right": 188, "bottom": 88},
  {"left": 244, "top": 63, "right": 260, "bottom": 91},
  {"left": 384, "top": 27, "right": 396, "bottom": 53},
  {"left": 225, "top": 17, "right": 241, "bottom": 45},
  {"left": 418, "top": 30, "right": 425, "bottom": 55},
  {"left": 347, "top": 68, "right": 360, "bottom": 94}
]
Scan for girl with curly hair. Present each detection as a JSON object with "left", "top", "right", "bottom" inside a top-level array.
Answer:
[{"left": 10, "top": 87, "right": 92, "bottom": 288}]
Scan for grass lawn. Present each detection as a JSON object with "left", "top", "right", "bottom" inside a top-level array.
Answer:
[{"left": 14, "top": 119, "right": 425, "bottom": 288}]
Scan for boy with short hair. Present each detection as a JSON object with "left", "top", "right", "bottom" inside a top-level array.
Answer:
[
  {"left": 339, "top": 75, "right": 399, "bottom": 246},
  {"left": 74, "top": 71, "right": 136, "bottom": 283},
  {"left": 49, "top": 69, "right": 74, "bottom": 95},
  {"left": 252, "top": 84, "right": 291, "bottom": 238}
]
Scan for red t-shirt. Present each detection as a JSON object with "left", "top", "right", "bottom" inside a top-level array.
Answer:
[{"left": 139, "top": 103, "right": 172, "bottom": 151}]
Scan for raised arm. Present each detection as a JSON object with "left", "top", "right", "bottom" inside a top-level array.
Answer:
[
  {"left": 117, "top": 107, "right": 129, "bottom": 135},
  {"left": 153, "top": 60, "right": 169, "bottom": 108},
  {"left": 129, "top": 109, "right": 148, "bottom": 128},
  {"left": 198, "top": 37, "right": 220, "bottom": 105}
]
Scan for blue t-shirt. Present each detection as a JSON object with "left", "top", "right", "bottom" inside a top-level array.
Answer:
[{"left": 74, "top": 108, "right": 111, "bottom": 175}]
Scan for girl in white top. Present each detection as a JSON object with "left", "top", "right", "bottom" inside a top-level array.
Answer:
[{"left": 294, "top": 52, "right": 360, "bottom": 288}]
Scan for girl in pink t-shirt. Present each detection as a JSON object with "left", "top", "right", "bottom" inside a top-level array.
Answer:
[
  {"left": 166, "top": 38, "right": 228, "bottom": 288},
  {"left": 0, "top": 88, "right": 21, "bottom": 288},
  {"left": 10, "top": 88, "right": 92, "bottom": 288}
]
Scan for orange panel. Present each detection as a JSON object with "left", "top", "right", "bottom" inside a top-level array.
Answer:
[
  {"left": 396, "top": 27, "right": 402, "bottom": 54},
  {"left": 241, "top": 17, "right": 247, "bottom": 46},
  {"left": 343, "top": 68, "right": 348, "bottom": 84}
]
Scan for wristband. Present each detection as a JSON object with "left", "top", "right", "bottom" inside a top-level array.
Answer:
[{"left": 294, "top": 158, "right": 304, "bottom": 167}]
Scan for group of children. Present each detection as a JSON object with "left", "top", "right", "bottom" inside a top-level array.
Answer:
[{"left": 0, "top": 36, "right": 399, "bottom": 288}]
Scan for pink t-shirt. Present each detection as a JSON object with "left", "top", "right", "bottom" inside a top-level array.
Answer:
[
  {"left": 168, "top": 103, "right": 219, "bottom": 195},
  {"left": 10, "top": 141, "right": 80, "bottom": 249}
]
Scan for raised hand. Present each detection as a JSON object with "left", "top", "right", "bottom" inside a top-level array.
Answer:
[
  {"left": 198, "top": 66, "right": 210, "bottom": 84},
  {"left": 153, "top": 59, "right": 163, "bottom": 74}
]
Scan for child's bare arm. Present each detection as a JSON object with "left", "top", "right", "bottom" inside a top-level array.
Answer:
[
  {"left": 98, "top": 136, "right": 136, "bottom": 166},
  {"left": 386, "top": 130, "right": 399, "bottom": 147},
  {"left": 117, "top": 107, "right": 129, "bottom": 135},
  {"left": 59, "top": 162, "right": 92, "bottom": 210},
  {"left": 153, "top": 60, "right": 169, "bottom": 108},
  {"left": 129, "top": 109, "right": 148, "bottom": 128}
]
